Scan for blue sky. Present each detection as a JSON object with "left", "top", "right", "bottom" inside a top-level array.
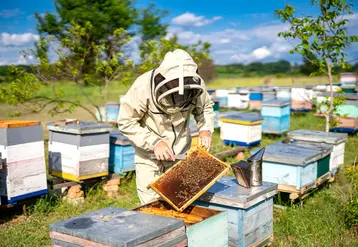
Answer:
[{"left": 1, "top": 0, "right": 358, "bottom": 65}]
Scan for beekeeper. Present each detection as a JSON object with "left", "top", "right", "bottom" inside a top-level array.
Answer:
[{"left": 118, "top": 49, "right": 215, "bottom": 205}]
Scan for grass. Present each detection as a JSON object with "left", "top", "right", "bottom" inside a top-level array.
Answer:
[{"left": 0, "top": 76, "right": 358, "bottom": 247}]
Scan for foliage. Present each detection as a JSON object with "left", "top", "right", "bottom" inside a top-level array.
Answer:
[
  {"left": 300, "top": 52, "right": 321, "bottom": 75},
  {"left": 275, "top": 0, "right": 358, "bottom": 132},
  {"left": 139, "top": 36, "right": 215, "bottom": 82},
  {"left": 344, "top": 164, "right": 358, "bottom": 231},
  {"left": 0, "top": 22, "right": 134, "bottom": 120},
  {"left": 216, "top": 60, "right": 292, "bottom": 76},
  {"left": 35, "top": 0, "right": 166, "bottom": 82}
]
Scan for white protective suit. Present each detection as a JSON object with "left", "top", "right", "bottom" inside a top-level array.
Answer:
[{"left": 118, "top": 49, "right": 215, "bottom": 205}]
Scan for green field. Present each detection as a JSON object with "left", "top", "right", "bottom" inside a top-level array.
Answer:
[{"left": 0, "top": 76, "right": 357, "bottom": 247}]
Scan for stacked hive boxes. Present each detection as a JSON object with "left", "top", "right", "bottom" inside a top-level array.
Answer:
[
  {"left": 47, "top": 121, "right": 112, "bottom": 182},
  {"left": 291, "top": 86, "right": 313, "bottom": 112},
  {"left": 261, "top": 88, "right": 276, "bottom": 101},
  {"left": 257, "top": 142, "right": 332, "bottom": 193},
  {"left": 0, "top": 120, "right": 47, "bottom": 205},
  {"left": 288, "top": 130, "right": 347, "bottom": 175},
  {"left": 220, "top": 112, "right": 263, "bottom": 147},
  {"left": 109, "top": 130, "right": 135, "bottom": 174},
  {"left": 196, "top": 176, "right": 277, "bottom": 247},
  {"left": 249, "top": 90, "right": 263, "bottom": 110},
  {"left": 261, "top": 99, "right": 291, "bottom": 134},
  {"left": 228, "top": 90, "right": 249, "bottom": 109}
]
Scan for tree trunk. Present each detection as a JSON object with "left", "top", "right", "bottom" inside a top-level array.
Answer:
[{"left": 325, "top": 58, "right": 334, "bottom": 133}]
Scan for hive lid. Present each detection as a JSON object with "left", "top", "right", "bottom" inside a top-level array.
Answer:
[
  {"left": 261, "top": 99, "right": 290, "bottom": 107},
  {"left": 149, "top": 147, "right": 230, "bottom": 212},
  {"left": 220, "top": 112, "right": 263, "bottom": 124},
  {"left": 289, "top": 140, "right": 333, "bottom": 158},
  {"left": 288, "top": 129, "right": 348, "bottom": 144},
  {"left": 198, "top": 176, "right": 277, "bottom": 209},
  {"left": 50, "top": 207, "right": 185, "bottom": 247},
  {"left": 253, "top": 142, "right": 327, "bottom": 166},
  {"left": 47, "top": 120, "right": 112, "bottom": 134},
  {"left": 110, "top": 129, "right": 131, "bottom": 145},
  {"left": 0, "top": 120, "right": 40, "bottom": 129}
]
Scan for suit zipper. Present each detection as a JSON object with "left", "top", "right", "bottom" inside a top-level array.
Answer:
[{"left": 171, "top": 124, "right": 177, "bottom": 155}]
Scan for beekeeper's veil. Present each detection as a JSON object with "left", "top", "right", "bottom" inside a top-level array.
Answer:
[{"left": 152, "top": 49, "right": 205, "bottom": 114}]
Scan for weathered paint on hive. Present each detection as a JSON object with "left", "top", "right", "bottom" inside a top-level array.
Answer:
[
  {"left": 50, "top": 207, "right": 186, "bottom": 247},
  {"left": 0, "top": 123, "right": 47, "bottom": 204},
  {"left": 195, "top": 177, "right": 277, "bottom": 247}
]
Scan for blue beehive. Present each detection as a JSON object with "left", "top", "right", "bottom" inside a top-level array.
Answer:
[
  {"left": 256, "top": 142, "right": 331, "bottom": 192},
  {"left": 195, "top": 176, "right": 278, "bottom": 247},
  {"left": 249, "top": 91, "right": 263, "bottom": 101},
  {"left": 109, "top": 130, "right": 135, "bottom": 174},
  {"left": 261, "top": 99, "right": 291, "bottom": 134},
  {"left": 50, "top": 207, "right": 188, "bottom": 247},
  {"left": 220, "top": 112, "right": 263, "bottom": 147}
]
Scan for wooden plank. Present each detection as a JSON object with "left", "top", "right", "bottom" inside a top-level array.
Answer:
[
  {"left": 50, "top": 232, "right": 111, "bottom": 247},
  {"left": 0, "top": 120, "right": 40, "bottom": 128}
]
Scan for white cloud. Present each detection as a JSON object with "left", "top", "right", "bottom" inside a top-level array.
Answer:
[
  {"left": 172, "top": 12, "right": 222, "bottom": 27},
  {"left": 0, "top": 8, "right": 22, "bottom": 18},
  {"left": 1, "top": 33, "right": 40, "bottom": 46}
]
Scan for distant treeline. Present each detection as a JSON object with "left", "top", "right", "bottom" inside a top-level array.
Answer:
[{"left": 216, "top": 58, "right": 358, "bottom": 77}]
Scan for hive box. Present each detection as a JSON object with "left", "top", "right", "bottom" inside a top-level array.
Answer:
[
  {"left": 220, "top": 112, "right": 263, "bottom": 147},
  {"left": 332, "top": 117, "right": 358, "bottom": 133},
  {"left": 135, "top": 201, "right": 228, "bottom": 247},
  {"left": 288, "top": 130, "right": 347, "bottom": 174},
  {"left": 109, "top": 130, "right": 135, "bottom": 174},
  {"left": 340, "top": 72, "right": 356, "bottom": 84},
  {"left": 249, "top": 91, "right": 263, "bottom": 110},
  {"left": 335, "top": 95, "right": 358, "bottom": 118},
  {"left": 47, "top": 121, "right": 112, "bottom": 182},
  {"left": 276, "top": 87, "right": 291, "bottom": 100},
  {"left": 50, "top": 207, "right": 188, "bottom": 247},
  {"left": 257, "top": 142, "right": 331, "bottom": 191},
  {"left": 291, "top": 100, "right": 312, "bottom": 112},
  {"left": 261, "top": 99, "right": 290, "bottom": 134},
  {"left": 291, "top": 86, "right": 313, "bottom": 102},
  {"left": 0, "top": 120, "right": 47, "bottom": 205},
  {"left": 228, "top": 93, "right": 249, "bottom": 109},
  {"left": 195, "top": 176, "right": 277, "bottom": 247}
]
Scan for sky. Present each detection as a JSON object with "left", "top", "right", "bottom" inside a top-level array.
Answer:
[{"left": 1, "top": 0, "right": 358, "bottom": 65}]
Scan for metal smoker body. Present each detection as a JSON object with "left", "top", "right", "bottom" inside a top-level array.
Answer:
[{"left": 248, "top": 148, "right": 265, "bottom": 187}]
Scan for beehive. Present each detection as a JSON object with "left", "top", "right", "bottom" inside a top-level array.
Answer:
[
  {"left": 207, "top": 89, "right": 216, "bottom": 98},
  {"left": 276, "top": 86, "right": 291, "bottom": 100},
  {"left": 220, "top": 112, "right": 263, "bottom": 147},
  {"left": 0, "top": 120, "right": 47, "bottom": 205},
  {"left": 335, "top": 94, "right": 358, "bottom": 118},
  {"left": 47, "top": 120, "right": 112, "bottom": 182},
  {"left": 340, "top": 72, "right": 356, "bottom": 84},
  {"left": 261, "top": 91, "right": 276, "bottom": 101},
  {"left": 261, "top": 99, "right": 290, "bottom": 134},
  {"left": 95, "top": 102, "right": 120, "bottom": 123},
  {"left": 149, "top": 148, "right": 230, "bottom": 212},
  {"left": 291, "top": 100, "right": 312, "bottom": 112},
  {"left": 228, "top": 93, "right": 249, "bottom": 109},
  {"left": 256, "top": 142, "right": 331, "bottom": 191},
  {"left": 288, "top": 130, "right": 347, "bottom": 175},
  {"left": 213, "top": 100, "right": 220, "bottom": 129},
  {"left": 332, "top": 117, "right": 358, "bottom": 133},
  {"left": 50, "top": 207, "right": 188, "bottom": 247},
  {"left": 195, "top": 176, "right": 277, "bottom": 247},
  {"left": 249, "top": 91, "right": 263, "bottom": 110},
  {"left": 341, "top": 84, "right": 356, "bottom": 94},
  {"left": 135, "top": 200, "right": 228, "bottom": 247},
  {"left": 109, "top": 130, "right": 135, "bottom": 174}
]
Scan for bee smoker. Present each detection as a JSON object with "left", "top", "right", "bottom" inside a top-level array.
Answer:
[{"left": 248, "top": 147, "right": 265, "bottom": 187}]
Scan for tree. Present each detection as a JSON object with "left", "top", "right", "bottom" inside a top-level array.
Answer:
[
  {"left": 276, "top": 0, "right": 358, "bottom": 132},
  {"left": 0, "top": 22, "right": 134, "bottom": 120},
  {"left": 35, "top": 0, "right": 167, "bottom": 84}
]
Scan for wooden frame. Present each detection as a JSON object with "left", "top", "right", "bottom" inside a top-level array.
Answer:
[{"left": 150, "top": 147, "right": 230, "bottom": 212}]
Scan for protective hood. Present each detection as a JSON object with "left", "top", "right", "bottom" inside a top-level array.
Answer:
[{"left": 151, "top": 49, "right": 205, "bottom": 114}]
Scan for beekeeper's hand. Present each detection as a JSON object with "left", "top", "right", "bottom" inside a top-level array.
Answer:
[
  {"left": 198, "top": 131, "right": 212, "bottom": 151},
  {"left": 153, "top": 141, "right": 175, "bottom": 161}
]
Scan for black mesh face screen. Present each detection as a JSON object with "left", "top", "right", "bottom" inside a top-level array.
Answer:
[{"left": 154, "top": 75, "right": 203, "bottom": 108}]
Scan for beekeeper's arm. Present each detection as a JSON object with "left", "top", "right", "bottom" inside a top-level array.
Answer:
[
  {"left": 118, "top": 77, "right": 175, "bottom": 161},
  {"left": 192, "top": 89, "right": 215, "bottom": 150}
]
